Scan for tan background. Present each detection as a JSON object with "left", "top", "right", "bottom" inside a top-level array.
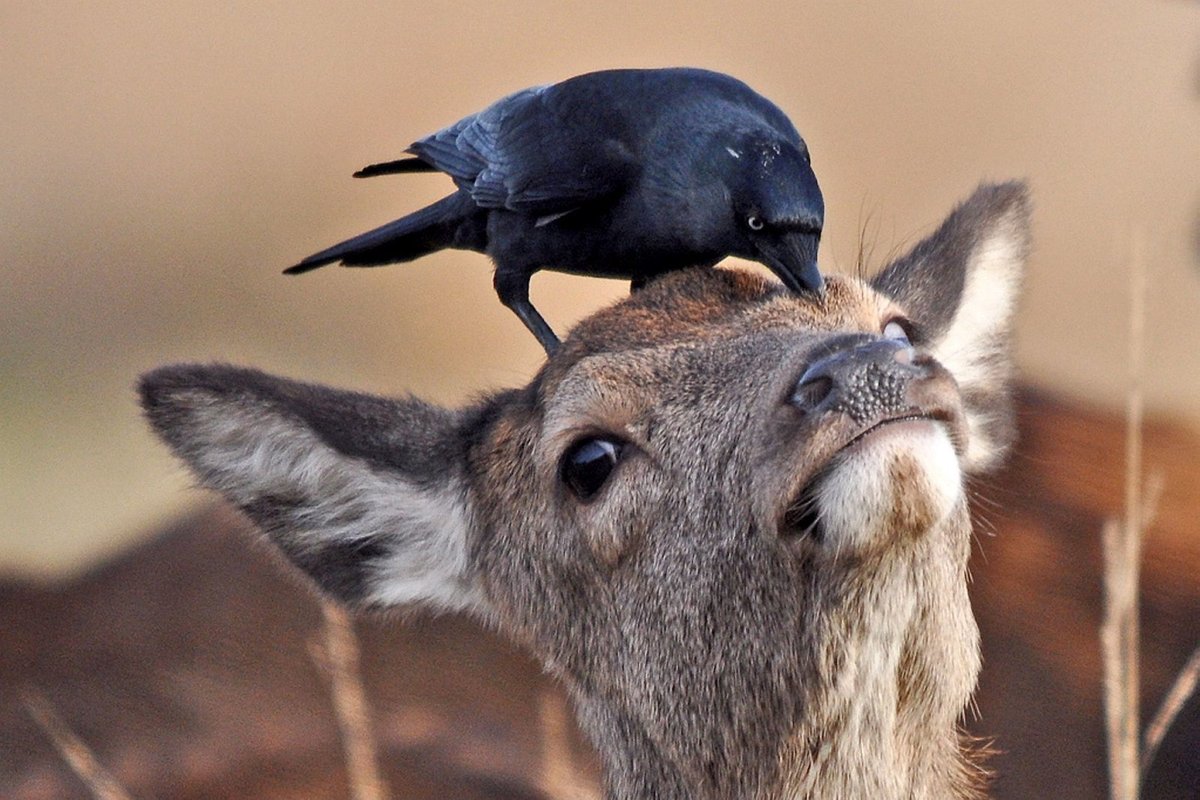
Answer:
[{"left": 3, "top": 2, "right": 1198, "bottom": 576}]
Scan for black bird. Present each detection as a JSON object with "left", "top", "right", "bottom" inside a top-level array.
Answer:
[{"left": 286, "top": 67, "right": 825, "bottom": 353}]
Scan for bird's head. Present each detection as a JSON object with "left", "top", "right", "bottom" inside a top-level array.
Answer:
[{"left": 724, "top": 136, "right": 826, "bottom": 297}]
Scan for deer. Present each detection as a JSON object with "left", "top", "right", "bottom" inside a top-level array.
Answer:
[{"left": 140, "top": 181, "right": 1029, "bottom": 799}]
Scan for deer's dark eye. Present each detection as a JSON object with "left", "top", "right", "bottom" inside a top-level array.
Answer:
[{"left": 561, "top": 437, "right": 623, "bottom": 502}]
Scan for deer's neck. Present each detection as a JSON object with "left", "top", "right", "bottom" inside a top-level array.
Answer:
[
  {"left": 581, "top": 509, "right": 984, "bottom": 800},
  {"left": 777, "top": 513, "right": 984, "bottom": 799}
]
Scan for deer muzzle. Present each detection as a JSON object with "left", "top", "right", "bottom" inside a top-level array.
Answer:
[{"left": 790, "top": 337, "right": 967, "bottom": 452}]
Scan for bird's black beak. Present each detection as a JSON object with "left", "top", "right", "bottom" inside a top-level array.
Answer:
[{"left": 755, "top": 230, "right": 824, "bottom": 297}]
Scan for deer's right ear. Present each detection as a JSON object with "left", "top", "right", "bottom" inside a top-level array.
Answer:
[
  {"left": 139, "top": 364, "right": 484, "bottom": 613},
  {"left": 871, "top": 182, "right": 1030, "bottom": 473}
]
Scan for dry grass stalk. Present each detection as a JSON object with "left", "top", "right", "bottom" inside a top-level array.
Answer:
[
  {"left": 537, "top": 689, "right": 600, "bottom": 800},
  {"left": 1140, "top": 642, "right": 1200, "bottom": 777},
  {"left": 315, "top": 596, "right": 390, "bottom": 800},
  {"left": 1100, "top": 231, "right": 1148, "bottom": 800},
  {"left": 1101, "top": 515, "right": 1140, "bottom": 800},
  {"left": 21, "top": 689, "right": 136, "bottom": 800}
]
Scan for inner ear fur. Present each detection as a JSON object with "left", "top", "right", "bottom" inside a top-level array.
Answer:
[{"left": 139, "top": 363, "right": 487, "bottom": 611}]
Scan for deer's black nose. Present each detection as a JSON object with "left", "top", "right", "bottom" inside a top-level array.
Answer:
[{"left": 790, "top": 339, "right": 924, "bottom": 423}]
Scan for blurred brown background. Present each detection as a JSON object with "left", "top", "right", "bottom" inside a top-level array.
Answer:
[
  {"left": 3, "top": 1, "right": 1198, "bottom": 577},
  {"left": 2, "top": 3, "right": 1200, "bottom": 798}
]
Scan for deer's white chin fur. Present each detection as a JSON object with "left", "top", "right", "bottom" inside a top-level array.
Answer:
[{"left": 815, "top": 420, "right": 963, "bottom": 552}]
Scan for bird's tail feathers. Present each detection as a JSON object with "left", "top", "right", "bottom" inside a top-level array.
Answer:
[
  {"left": 284, "top": 192, "right": 478, "bottom": 274},
  {"left": 352, "top": 157, "right": 436, "bottom": 178}
]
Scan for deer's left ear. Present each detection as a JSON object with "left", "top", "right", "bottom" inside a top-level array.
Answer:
[
  {"left": 872, "top": 182, "right": 1031, "bottom": 472},
  {"left": 140, "top": 364, "right": 487, "bottom": 612}
]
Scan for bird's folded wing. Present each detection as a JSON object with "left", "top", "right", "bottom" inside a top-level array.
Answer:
[{"left": 408, "top": 85, "right": 639, "bottom": 216}]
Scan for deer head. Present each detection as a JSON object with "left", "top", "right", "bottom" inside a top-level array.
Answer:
[{"left": 141, "top": 182, "right": 1029, "bottom": 799}]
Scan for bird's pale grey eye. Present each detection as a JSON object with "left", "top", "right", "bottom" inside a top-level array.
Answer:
[
  {"left": 883, "top": 318, "right": 911, "bottom": 343},
  {"left": 561, "top": 437, "right": 623, "bottom": 502},
  {"left": 746, "top": 215, "right": 765, "bottom": 231}
]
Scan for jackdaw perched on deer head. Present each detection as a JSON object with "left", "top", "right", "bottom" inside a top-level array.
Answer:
[{"left": 286, "top": 67, "right": 824, "bottom": 353}]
